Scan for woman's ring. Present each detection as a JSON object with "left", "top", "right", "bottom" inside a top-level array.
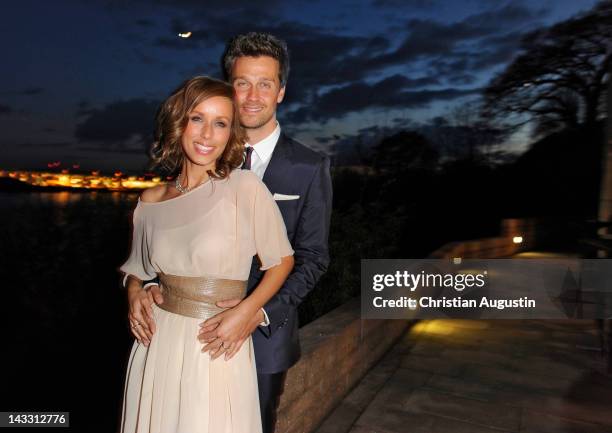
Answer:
[{"left": 131, "top": 322, "right": 141, "bottom": 328}]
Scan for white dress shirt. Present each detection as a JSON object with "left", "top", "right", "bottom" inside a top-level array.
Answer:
[
  {"left": 244, "top": 123, "right": 282, "bottom": 326},
  {"left": 245, "top": 122, "right": 281, "bottom": 179}
]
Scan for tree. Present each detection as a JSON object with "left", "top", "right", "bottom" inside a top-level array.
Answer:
[
  {"left": 423, "top": 100, "right": 510, "bottom": 165},
  {"left": 447, "top": 100, "right": 509, "bottom": 163},
  {"left": 371, "top": 130, "right": 439, "bottom": 176},
  {"left": 484, "top": 1, "right": 611, "bottom": 136}
]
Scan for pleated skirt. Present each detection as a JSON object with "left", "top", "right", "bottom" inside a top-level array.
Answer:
[{"left": 120, "top": 304, "right": 262, "bottom": 433}]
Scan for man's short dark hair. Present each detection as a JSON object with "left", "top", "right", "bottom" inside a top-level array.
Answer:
[{"left": 222, "top": 32, "right": 290, "bottom": 87}]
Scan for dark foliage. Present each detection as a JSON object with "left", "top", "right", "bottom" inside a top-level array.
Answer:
[{"left": 484, "top": 1, "right": 611, "bottom": 136}]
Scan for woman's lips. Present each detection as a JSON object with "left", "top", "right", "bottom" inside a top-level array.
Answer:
[{"left": 194, "top": 142, "right": 214, "bottom": 155}]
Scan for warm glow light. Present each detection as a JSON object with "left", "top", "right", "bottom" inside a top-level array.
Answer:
[
  {"left": 513, "top": 236, "right": 523, "bottom": 244},
  {"left": 0, "top": 169, "right": 160, "bottom": 191},
  {"left": 453, "top": 257, "right": 462, "bottom": 265},
  {"left": 178, "top": 31, "right": 192, "bottom": 38},
  {"left": 411, "top": 320, "right": 455, "bottom": 336}
]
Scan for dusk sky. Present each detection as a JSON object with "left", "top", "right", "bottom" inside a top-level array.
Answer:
[{"left": 0, "top": 0, "right": 599, "bottom": 171}]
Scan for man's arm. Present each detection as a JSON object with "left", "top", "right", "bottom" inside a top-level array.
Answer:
[
  {"left": 260, "top": 156, "right": 332, "bottom": 336},
  {"left": 122, "top": 274, "right": 159, "bottom": 290}
]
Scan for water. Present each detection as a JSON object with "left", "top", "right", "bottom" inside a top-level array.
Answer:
[{"left": 0, "top": 191, "right": 140, "bottom": 431}]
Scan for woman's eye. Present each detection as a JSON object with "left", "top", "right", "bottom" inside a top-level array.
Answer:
[
  {"left": 215, "top": 121, "right": 227, "bottom": 127},
  {"left": 190, "top": 116, "right": 202, "bottom": 122}
]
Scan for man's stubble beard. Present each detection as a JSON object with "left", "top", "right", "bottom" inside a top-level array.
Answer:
[{"left": 241, "top": 115, "right": 274, "bottom": 131}]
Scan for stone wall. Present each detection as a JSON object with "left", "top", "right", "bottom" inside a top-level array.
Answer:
[
  {"left": 275, "top": 298, "right": 411, "bottom": 433},
  {"left": 429, "top": 218, "right": 538, "bottom": 258},
  {"left": 275, "top": 217, "right": 540, "bottom": 432}
]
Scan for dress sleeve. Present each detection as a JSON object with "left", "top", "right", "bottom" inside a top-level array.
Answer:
[
  {"left": 253, "top": 179, "right": 294, "bottom": 270},
  {"left": 119, "top": 203, "right": 157, "bottom": 281}
]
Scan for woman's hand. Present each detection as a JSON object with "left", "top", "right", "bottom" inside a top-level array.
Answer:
[
  {"left": 198, "top": 300, "right": 262, "bottom": 361},
  {"left": 127, "top": 277, "right": 157, "bottom": 346},
  {"left": 199, "top": 255, "right": 293, "bottom": 360}
]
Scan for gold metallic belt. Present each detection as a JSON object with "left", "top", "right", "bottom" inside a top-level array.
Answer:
[{"left": 157, "top": 273, "right": 247, "bottom": 319}]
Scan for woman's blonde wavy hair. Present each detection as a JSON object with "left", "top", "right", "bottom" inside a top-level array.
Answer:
[{"left": 150, "top": 76, "right": 246, "bottom": 179}]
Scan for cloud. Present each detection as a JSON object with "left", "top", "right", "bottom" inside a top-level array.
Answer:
[
  {"left": 151, "top": 15, "right": 395, "bottom": 105},
  {"left": 75, "top": 99, "right": 160, "bottom": 148},
  {"left": 21, "top": 87, "right": 44, "bottom": 96},
  {"left": 75, "top": 145, "right": 148, "bottom": 155},
  {"left": 0, "top": 87, "right": 45, "bottom": 97},
  {"left": 135, "top": 18, "right": 154, "bottom": 27},
  {"left": 151, "top": 0, "right": 281, "bottom": 8},
  {"left": 100, "top": 1, "right": 554, "bottom": 145},
  {"left": 0, "top": 104, "right": 12, "bottom": 115},
  {"left": 154, "top": 36, "right": 201, "bottom": 50},
  {"left": 283, "top": 3, "right": 541, "bottom": 104},
  {"left": 373, "top": 0, "right": 438, "bottom": 8},
  {"left": 18, "top": 141, "right": 74, "bottom": 148},
  {"left": 470, "top": 30, "right": 524, "bottom": 69},
  {"left": 326, "top": 123, "right": 422, "bottom": 163},
  {"left": 286, "top": 74, "right": 479, "bottom": 122},
  {"left": 139, "top": 2, "right": 540, "bottom": 112},
  {"left": 359, "top": 3, "right": 546, "bottom": 81}
]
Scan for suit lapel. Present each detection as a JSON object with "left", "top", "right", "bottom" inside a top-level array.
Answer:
[{"left": 262, "top": 133, "right": 292, "bottom": 193}]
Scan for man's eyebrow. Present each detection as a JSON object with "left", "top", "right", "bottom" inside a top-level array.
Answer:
[{"left": 232, "top": 76, "right": 275, "bottom": 82}]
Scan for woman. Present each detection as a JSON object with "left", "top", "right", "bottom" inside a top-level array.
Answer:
[{"left": 119, "top": 76, "right": 294, "bottom": 433}]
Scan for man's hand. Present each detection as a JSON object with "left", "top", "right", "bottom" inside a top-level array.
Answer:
[
  {"left": 127, "top": 283, "right": 164, "bottom": 347},
  {"left": 148, "top": 284, "right": 164, "bottom": 305},
  {"left": 198, "top": 298, "right": 264, "bottom": 361}
]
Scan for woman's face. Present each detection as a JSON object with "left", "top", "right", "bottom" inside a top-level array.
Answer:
[{"left": 181, "top": 96, "right": 233, "bottom": 171}]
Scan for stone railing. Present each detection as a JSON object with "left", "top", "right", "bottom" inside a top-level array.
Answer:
[
  {"left": 275, "top": 218, "right": 539, "bottom": 432},
  {"left": 275, "top": 298, "right": 410, "bottom": 433},
  {"left": 429, "top": 218, "right": 538, "bottom": 258}
]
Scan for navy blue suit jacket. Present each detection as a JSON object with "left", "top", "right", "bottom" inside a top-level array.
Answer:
[{"left": 249, "top": 133, "right": 332, "bottom": 374}]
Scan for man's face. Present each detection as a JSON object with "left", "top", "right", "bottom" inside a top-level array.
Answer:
[{"left": 231, "top": 56, "right": 286, "bottom": 132}]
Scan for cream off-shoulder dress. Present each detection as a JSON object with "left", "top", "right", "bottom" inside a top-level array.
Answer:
[{"left": 119, "top": 169, "right": 294, "bottom": 433}]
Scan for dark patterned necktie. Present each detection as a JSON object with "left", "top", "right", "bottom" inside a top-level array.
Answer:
[{"left": 242, "top": 146, "right": 253, "bottom": 170}]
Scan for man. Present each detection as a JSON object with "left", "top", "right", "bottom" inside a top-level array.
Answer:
[
  {"left": 207, "top": 32, "right": 332, "bottom": 433},
  {"left": 129, "top": 33, "right": 332, "bottom": 433}
]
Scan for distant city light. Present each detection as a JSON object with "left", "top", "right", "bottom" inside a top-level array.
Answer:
[
  {"left": 178, "top": 32, "right": 192, "bottom": 38},
  {"left": 513, "top": 236, "right": 523, "bottom": 244},
  {"left": 0, "top": 169, "right": 161, "bottom": 191}
]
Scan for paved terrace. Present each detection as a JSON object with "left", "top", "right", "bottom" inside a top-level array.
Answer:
[{"left": 315, "top": 318, "right": 612, "bottom": 433}]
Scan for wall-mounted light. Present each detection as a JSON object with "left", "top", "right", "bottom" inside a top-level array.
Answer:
[{"left": 513, "top": 236, "right": 523, "bottom": 244}]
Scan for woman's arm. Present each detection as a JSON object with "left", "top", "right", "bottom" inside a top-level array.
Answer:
[
  {"left": 198, "top": 255, "right": 294, "bottom": 360},
  {"left": 241, "top": 255, "right": 294, "bottom": 318}
]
